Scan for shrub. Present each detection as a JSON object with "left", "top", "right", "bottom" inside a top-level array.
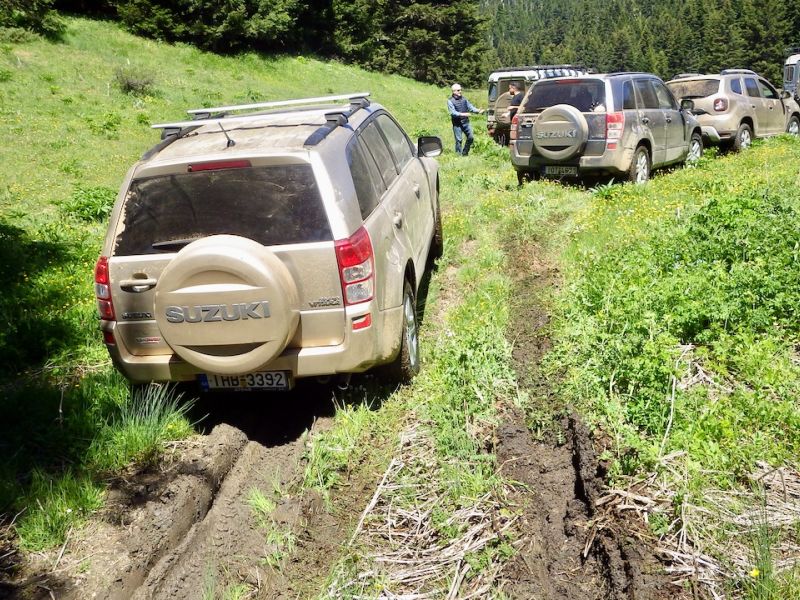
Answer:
[
  {"left": 0, "top": 0, "right": 64, "bottom": 38},
  {"left": 113, "top": 65, "right": 156, "bottom": 96},
  {"left": 60, "top": 186, "right": 116, "bottom": 222}
]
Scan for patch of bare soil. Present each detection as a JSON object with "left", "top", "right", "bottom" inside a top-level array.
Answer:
[
  {"left": 3, "top": 382, "right": 383, "bottom": 600},
  {"left": 499, "top": 239, "right": 681, "bottom": 599}
]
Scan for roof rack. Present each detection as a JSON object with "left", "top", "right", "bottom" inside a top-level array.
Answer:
[
  {"left": 151, "top": 92, "right": 371, "bottom": 132},
  {"left": 671, "top": 72, "right": 704, "bottom": 79},
  {"left": 186, "top": 92, "right": 370, "bottom": 116},
  {"left": 491, "top": 64, "right": 586, "bottom": 72},
  {"left": 720, "top": 68, "right": 757, "bottom": 75},
  {"left": 304, "top": 97, "right": 371, "bottom": 146}
]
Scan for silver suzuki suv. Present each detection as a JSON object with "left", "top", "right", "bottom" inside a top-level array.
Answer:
[
  {"left": 94, "top": 93, "right": 443, "bottom": 391},
  {"left": 510, "top": 73, "right": 703, "bottom": 184}
]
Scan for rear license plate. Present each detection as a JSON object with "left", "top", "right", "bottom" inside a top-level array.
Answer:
[
  {"left": 544, "top": 165, "right": 578, "bottom": 176},
  {"left": 199, "top": 371, "right": 292, "bottom": 391}
]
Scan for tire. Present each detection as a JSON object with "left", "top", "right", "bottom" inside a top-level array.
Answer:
[
  {"left": 732, "top": 122, "right": 753, "bottom": 151},
  {"left": 430, "top": 197, "right": 443, "bottom": 261},
  {"left": 686, "top": 131, "right": 703, "bottom": 165},
  {"left": 627, "top": 145, "right": 650, "bottom": 184},
  {"left": 383, "top": 280, "right": 420, "bottom": 384},
  {"left": 517, "top": 169, "right": 535, "bottom": 186},
  {"left": 787, "top": 115, "right": 800, "bottom": 136}
]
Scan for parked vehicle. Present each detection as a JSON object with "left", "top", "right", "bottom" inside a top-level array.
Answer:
[
  {"left": 784, "top": 47, "right": 800, "bottom": 101},
  {"left": 94, "top": 93, "right": 443, "bottom": 391},
  {"left": 510, "top": 73, "right": 703, "bottom": 185},
  {"left": 667, "top": 69, "right": 800, "bottom": 150},
  {"left": 487, "top": 65, "right": 587, "bottom": 145}
]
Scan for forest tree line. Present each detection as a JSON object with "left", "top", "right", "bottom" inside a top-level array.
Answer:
[{"left": 2, "top": 0, "right": 797, "bottom": 87}]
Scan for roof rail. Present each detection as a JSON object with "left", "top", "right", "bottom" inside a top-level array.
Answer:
[
  {"left": 304, "top": 97, "right": 371, "bottom": 146},
  {"left": 672, "top": 73, "right": 704, "bottom": 79},
  {"left": 720, "top": 68, "right": 757, "bottom": 75},
  {"left": 491, "top": 64, "right": 586, "bottom": 72},
  {"left": 186, "top": 92, "right": 370, "bottom": 116}
]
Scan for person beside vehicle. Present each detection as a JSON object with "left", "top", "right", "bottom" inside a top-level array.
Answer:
[
  {"left": 502, "top": 81, "right": 525, "bottom": 121},
  {"left": 447, "top": 83, "right": 484, "bottom": 156}
]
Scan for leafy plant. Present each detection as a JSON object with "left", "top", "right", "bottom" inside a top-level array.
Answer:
[
  {"left": 60, "top": 186, "right": 116, "bottom": 222},
  {"left": 113, "top": 65, "right": 156, "bottom": 96}
]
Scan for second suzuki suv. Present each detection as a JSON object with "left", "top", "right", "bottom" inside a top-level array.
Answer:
[
  {"left": 666, "top": 69, "right": 800, "bottom": 150},
  {"left": 94, "top": 93, "right": 443, "bottom": 391},
  {"left": 510, "top": 73, "right": 703, "bottom": 184}
]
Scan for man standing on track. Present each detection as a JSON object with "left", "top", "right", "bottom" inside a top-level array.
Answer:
[{"left": 447, "top": 83, "right": 483, "bottom": 156}]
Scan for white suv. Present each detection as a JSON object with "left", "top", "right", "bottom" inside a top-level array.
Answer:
[{"left": 94, "top": 93, "right": 443, "bottom": 391}]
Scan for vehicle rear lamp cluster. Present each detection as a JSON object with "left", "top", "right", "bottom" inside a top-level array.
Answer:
[
  {"left": 94, "top": 256, "right": 115, "bottom": 321},
  {"left": 335, "top": 226, "right": 374, "bottom": 306},
  {"left": 713, "top": 98, "right": 728, "bottom": 112},
  {"left": 606, "top": 112, "right": 625, "bottom": 149},
  {"left": 510, "top": 114, "right": 519, "bottom": 141}
]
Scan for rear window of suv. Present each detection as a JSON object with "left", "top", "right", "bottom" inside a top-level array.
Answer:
[
  {"left": 666, "top": 79, "right": 720, "bottom": 99},
  {"left": 114, "top": 164, "right": 331, "bottom": 255},
  {"left": 522, "top": 79, "right": 605, "bottom": 113}
]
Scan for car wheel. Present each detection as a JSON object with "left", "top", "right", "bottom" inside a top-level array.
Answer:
[
  {"left": 627, "top": 145, "right": 650, "bottom": 184},
  {"left": 430, "top": 197, "right": 443, "bottom": 261},
  {"left": 787, "top": 115, "right": 800, "bottom": 136},
  {"left": 686, "top": 131, "right": 703, "bottom": 165},
  {"left": 733, "top": 122, "right": 753, "bottom": 151},
  {"left": 517, "top": 169, "right": 535, "bottom": 186},
  {"left": 383, "top": 280, "right": 420, "bottom": 384}
]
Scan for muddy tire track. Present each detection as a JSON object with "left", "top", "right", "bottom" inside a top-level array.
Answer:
[{"left": 500, "top": 238, "right": 678, "bottom": 599}]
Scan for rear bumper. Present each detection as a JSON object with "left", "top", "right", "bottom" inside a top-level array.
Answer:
[
  {"left": 510, "top": 141, "right": 634, "bottom": 176},
  {"left": 700, "top": 126, "right": 722, "bottom": 143},
  {"left": 103, "top": 302, "right": 403, "bottom": 384}
]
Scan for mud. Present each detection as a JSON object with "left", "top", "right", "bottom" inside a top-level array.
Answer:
[
  {"left": 3, "top": 377, "right": 391, "bottom": 600},
  {"left": 499, "top": 238, "right": 679, "bottom": 599}
]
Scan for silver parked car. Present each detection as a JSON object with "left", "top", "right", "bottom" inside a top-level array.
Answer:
[
  {"left": 510, "top": 73, "right": 703, "bottom": 184},
  {"left": 94, "top": 93, "right": 443, "bottom": 391},
  {"left": 666, "top": 69, "right": 800, "bottom": 150}
]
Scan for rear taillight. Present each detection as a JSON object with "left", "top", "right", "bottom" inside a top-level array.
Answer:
[
  {"left": 510, "top": 114, "right": 519, "bottom": 141},
  {"left": 713, "top": 98, "right": 728, "bottom": 112},
  {"left": 605, "top": 112, "right": 625, "bottom": 141},
  {"left": 335, "top": 227, "right": 374, "bottom": 305},
  {"left": 94, "top": 256, "right": 115, "bottom": 321}
]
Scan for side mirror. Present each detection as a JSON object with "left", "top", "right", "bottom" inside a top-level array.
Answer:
[
  {"left": 781, "top": 89, "right": 792, "bottom": 100},
  {"left": 680, "top": 98, "right": 695, "bottom": 112},
  {"left": 418, "top": 136, "right": 443, "bottom": 157}
]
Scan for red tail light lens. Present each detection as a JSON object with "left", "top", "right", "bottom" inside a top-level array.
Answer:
[
  {"left": 510, "top": 114, "right": 519, "bottom": 141},
  {"left": 606, "top": 112, "right": 625, "bottom": 141},
  {"left": 334, "top": 227, "right": 374, "bottom": 305},
  {"left": 94, "top": 256, "right": 115, "bottom": 321},
  {"left": 713, "top": 98, "right": 728, "bottom": 112}
]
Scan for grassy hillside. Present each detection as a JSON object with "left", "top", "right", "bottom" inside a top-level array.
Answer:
[{"left": 2, "top": 15, "right": 800, "bottom": 598}]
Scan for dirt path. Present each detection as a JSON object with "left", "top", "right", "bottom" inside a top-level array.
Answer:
[
  {"left": 498, "top": 239, "right": 680, "bottom": 599},
  {"left": 5, "top": 381, "right": 381, "bottom": 600}
]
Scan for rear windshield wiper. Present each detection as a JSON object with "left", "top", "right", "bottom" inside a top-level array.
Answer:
[{"left": 151, "top": 238, "right": 198, "bottom": 251}]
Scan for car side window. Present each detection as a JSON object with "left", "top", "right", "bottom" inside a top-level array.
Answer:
[
  {"left": 360, "top": 121, "right": 399, "bottom": 189},
  {"left": 653, "top": 81, "right": 678, "bottom": 110},
  {"left": 744, "top": 77, "right": 761, "bottom": 98},
  {"left": 622, "top": 80, "right": 636, "bottom": 110},
  {"left": 376, "top": 114, "right": 414, "bottom": 171},
  {"left": 347, "top": 137, "right": 385, "bottom": 219},
  {"left": 730, "top": 78, "right": 743, "bottom": 95},
  {"left": 634, "top": 79, "right": 659, "bottom": 109},
  {"left": 758, "top": 79, "right": 778, "bottom": 99}
]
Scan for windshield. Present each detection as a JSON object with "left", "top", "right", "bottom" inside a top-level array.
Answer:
[
  {"left": 114, "top": 164, "right": 331, "bottom": 255},
  {"left": 522, "top": 79, "right": 605, "bottom": 113},
  {"left": 666, "top": 79, "right": 720, "bottom": 99}
]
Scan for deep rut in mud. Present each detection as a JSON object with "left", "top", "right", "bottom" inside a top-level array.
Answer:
[
  {"left": 6, "top": 382, "right": 378, "bottom": 600},
  {"left": 499, "top": 239, "right": 676, "bottom": 600}
]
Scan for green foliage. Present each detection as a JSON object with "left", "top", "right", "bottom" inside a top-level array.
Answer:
[
  {"left": 542, "top": 139, "right": 800, "bottom": 479},
  {"left": 113, "top": 65, "right": 156, "bottom": 96},
  {"left": 88, "top": 384, "right": 195, "bottom": 472},
  {"left": 59, "top": 186, "right": 116, "bottom": 221},
  {"left": 0, "top": 0, "right": 64, "bottom": 38},
  {"left": 114, "top": 0, "right": 302, "bottom": 53}
]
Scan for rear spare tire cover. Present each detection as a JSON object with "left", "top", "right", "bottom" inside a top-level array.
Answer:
[
  {"left": 154, "top": 235, "right": 300, "bottom": 374},
  {"left": 532, "top": 104, "right": 589, "bottom": 161}
]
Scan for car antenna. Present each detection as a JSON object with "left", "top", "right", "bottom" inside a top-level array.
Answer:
[{"left": 218, "top": 122, "right": 235, "bottom": 147}]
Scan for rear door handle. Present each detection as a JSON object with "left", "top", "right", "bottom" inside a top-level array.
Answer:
[{"left": 120, "top": 278, "right": 157, "bottom": 293}]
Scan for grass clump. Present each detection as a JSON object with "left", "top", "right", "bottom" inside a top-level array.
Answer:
[
  {"left": 113, "top": 65, "right": 157, "bottom": 97},
  {"left": 88, "top": 384, "right": 195, "bottom": 472},
  {"left": 59, "top": 186, "right": 116, "bottom": 222}
]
